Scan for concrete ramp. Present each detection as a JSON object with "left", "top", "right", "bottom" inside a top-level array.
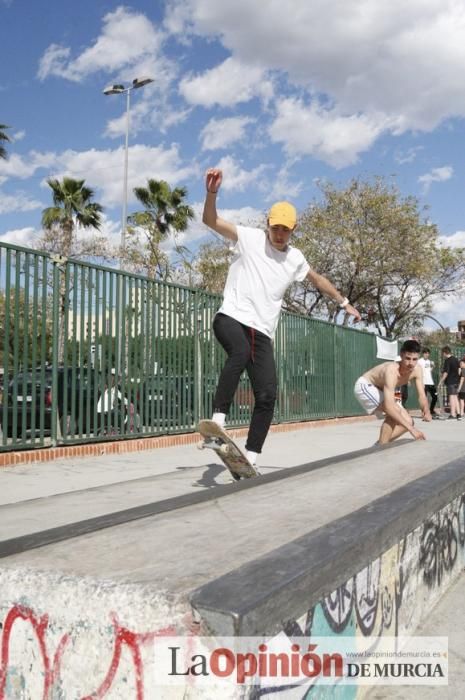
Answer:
[{"left": 1, "top": 436, "right": 465, "bottom": 697}]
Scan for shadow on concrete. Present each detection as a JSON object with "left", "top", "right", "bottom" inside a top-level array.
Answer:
[{"left": 188, "top": 463, "right": 226, "bottom": 488}]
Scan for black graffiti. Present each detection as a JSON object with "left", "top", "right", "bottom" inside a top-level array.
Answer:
[
  {"left": 355, "top": 559, "right": 381, "bottom": 636},
  {"left": 395, "top": 532, "right": 416, "bottom": 636},
  {"left": 255, "top": 491, "right": 465, "bottom": 700},
  {"left": 282, "top": 608, "right": 314, "bottom": 638},
  {"left": 381, "top": 586, "right": 394, "bottom": 631},
  {"left": 322, "top": 579, "right": 354, "bottom": 633},
  {"left": 419, "top": 512, "right": 458, "bottom": 588}
]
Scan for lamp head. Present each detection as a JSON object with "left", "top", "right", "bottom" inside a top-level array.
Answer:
[
  {"left": 103, "top": 84, "right": 125, "bottom": 95},
  {"left": 132, "top": 77, "right": 154, "bottom": 89}
]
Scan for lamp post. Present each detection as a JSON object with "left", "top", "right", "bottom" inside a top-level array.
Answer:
[
  {"left": 103, "top": 77, "right": 154, "bottom": 259},
  {"left": 103, "top": 78, "right": 154, "bottom": 378}
]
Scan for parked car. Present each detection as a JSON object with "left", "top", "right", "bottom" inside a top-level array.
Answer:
[
  {"left": 0, "top": 368, "right": 104, "bottom": 440},
  {"left": 0, "top": 369, "right": 52, "bottom": 439},
  {"left": 137, "top": 375, "right": 194, "bottom": 427}
]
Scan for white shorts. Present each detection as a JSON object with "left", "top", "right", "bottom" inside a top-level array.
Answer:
[{"left": 354, "top": 377, "right": 384, "bottom": 415}]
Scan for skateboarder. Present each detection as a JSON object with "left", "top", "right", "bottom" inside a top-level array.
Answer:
[
  {"left": 354, "top": 339, "right": 432, "bottom": 444},
  {"left": 202, "top": 167, "right": 361, "bottom": 467}
]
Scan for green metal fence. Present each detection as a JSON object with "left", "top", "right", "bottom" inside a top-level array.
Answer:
[{"left": 0, "top": 240, "right": 378, "bottom": 452}]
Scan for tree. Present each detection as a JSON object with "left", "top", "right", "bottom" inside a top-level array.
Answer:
[
  {"left": 40, "top": 178, "right": 106, "bottom": 363},
  {"left": 415, "top": 327, "right": 455, "bottom": 349},
  {"left": 180, "top": 240, "right": 233, "bottom": 294},
  {"left": 0, "top": 288, "right": 53, "bottom": 367},
  {"left": 122, "top": 179, "right": 194, "bottom": 280},
  {"left": 292, "top": 177, "right": 465, "bottom": 338},
  {"left": 0, "top": 124, "right": 11, "bottom": 160},
  {"left": 41, "top": 177, "right": 104, "bottom": 257}
]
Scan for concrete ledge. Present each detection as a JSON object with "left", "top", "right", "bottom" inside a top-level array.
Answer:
[
  {"left": 190, "top": 453, "right": 465, "bottom": 637},
  {"left": 0, "top": 415, "right": 373, "bottom": 468},
  {"left": 0, "top": 438, "right": 389, "bottom": 559}
]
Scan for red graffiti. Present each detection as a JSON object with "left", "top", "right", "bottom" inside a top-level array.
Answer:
[
  {"left": 81, "top": 613, "right": 176, "bottom": 700},
  {"left": 0, "top": 604, "right": 70, "bottom": 700},
  {"left": 0, "top": 605, "right": 182, "bottom": 700}
]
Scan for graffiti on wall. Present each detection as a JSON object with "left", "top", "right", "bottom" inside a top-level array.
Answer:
[
  {"left": 1, "top": 495, "right": 464, "bottom": 699},
  {"left": 0, "top": 605, "right": 177, "bottom": 700},
  {"left": 252, "top": 493, "right": 465, "bottom": 699}
]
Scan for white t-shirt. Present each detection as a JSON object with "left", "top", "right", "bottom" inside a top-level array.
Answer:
[
  {"left": 218, "top": 225, "right": 310, "bottom": 337},
  {"left": 418, "top": 357, "right": 434, "bottom": 385}
]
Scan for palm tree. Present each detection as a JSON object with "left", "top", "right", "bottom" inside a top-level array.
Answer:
[
  {"left": 41, "top": 177, "right": 103, "bottom": 256},
  {"left": 126, "top": 179, "right": 195, "bottom": 279},
  {"left": 0, "top": 124, "right": 11, "bottom": 160},
  {"left": 41, "top": 177, "right": 104, "bottom": 363}
]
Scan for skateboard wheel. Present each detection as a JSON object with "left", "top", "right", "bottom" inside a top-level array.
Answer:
[
  {"left": 219, "top": 443, "right": 231, "bottom": 456},
  {"left": 197, "top": 440, "right": 205, "bottom": 450}
]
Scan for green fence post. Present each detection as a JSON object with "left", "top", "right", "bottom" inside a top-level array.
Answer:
[
  {"left": 193, "top": 291, "right": 200, "bottom": 426},
  {"left": 50, "top": 255, "right": 63, "bottom": 446}
]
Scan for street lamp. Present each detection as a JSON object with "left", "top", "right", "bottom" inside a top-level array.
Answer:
[
  {"left": 103, "top": 77, "right": 154, "bottom": 259},
  {"left": 103, "top": 77, "right": 154, "bottom": 378}
]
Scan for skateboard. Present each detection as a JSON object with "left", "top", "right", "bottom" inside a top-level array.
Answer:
[{"left": 197, "top": 419, "right": 259, "bottom": 480}]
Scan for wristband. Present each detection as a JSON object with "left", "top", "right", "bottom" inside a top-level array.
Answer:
[
  {"left": 208, "top": 189, "right": 218, "bottom": 194},
  {"left": 339, "top": 297, "right": 350, "bottom": 308}
]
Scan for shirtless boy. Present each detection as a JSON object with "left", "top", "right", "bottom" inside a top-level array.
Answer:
[{"left": 354, "top": 339, "right": 431, "bottom": 444}]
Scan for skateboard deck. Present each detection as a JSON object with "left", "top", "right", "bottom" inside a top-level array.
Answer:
[{"left": 197, "top": 420, "right": 259, "bottom": 480}]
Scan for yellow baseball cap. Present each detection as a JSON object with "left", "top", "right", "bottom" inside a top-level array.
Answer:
[{"left": 268, "top": 201, "right": 297, "bottom": 229}]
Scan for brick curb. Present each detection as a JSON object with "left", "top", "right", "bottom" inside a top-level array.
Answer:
[{"left": 0, "top": 415, "right": 375, "bottom": 468}]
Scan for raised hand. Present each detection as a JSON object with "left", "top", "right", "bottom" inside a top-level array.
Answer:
[{"left": 206, "top": 168, "right": 222, "bottom": 194}]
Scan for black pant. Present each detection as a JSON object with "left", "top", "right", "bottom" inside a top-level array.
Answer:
[
  {"left": 424, "top": 384, "right": 437, "bottom": 412},
  {"left": 212, "top": 313, "right": 277, "bottom": 453}
]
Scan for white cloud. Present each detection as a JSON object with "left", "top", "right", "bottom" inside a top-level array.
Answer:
[
  {"left": 0, "top": 142, "right": 198, "bottom": 212},
  {"left": 269, "top": 99, "right": 387, "bottom": 168},
  {"left": 179, "top": 57, "right": 272, "bottom": 107},
  {"left": 428, "top": 294, "right": 464, "bottom": 330},
  {"left": 167, "top": 0, "right": 465, "bottom": 136},
  {"left": 103, "top": 95, "right": 190, "bottom": 141},
  {"left": 418, "top": 165, "right": 453, "bottom": 193},
  {"left": 200, "top": 116, "right": 254, "bottom": 151},
  {"left": 212, "top": 155, "right": 267, "bottom": 192},
  {"left": 38, "top": 7, "right": 164, "bottom": 82},
  {"left": 267, "top": 166, "right": 303, "bottom": 202},
  {"left": 0, "top": 192, "right": 43, "bottom": 215},
  {"left": 77, "top": 213, "right": 121, "bottom": 249},
  {"left": 0, "top": 151, "right": 58, "bottom": 181},
  {"left": 103, "top": 100, "right": 152, "bottom": 140},
  {"left": 0, "top": 226, "right": 40, "bottom": 247},
  {"left": 12, "top": 130, "right": 25, "bottom": 142},
  {"left": 439, "top": 230, "right": 465, "bottom": 249},
  {"left": 394, "top": 146, "right": 424, "bottom": 165},
  {"left": 213, "top": 205, "right": 264, "bottom": 229},
  {"left": 46, "top": 144, "right": 199, "bottom": 208},
  {"left": 37, "top": 44, "right": 71, "bottom": 81}
]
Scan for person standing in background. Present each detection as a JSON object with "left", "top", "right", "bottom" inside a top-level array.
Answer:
[
  {"left": 439, "top": 346, "right": 461, "bottom": 420},
  {"left": 458, "top": 357, "right": 465, "bottom": 418},
  {"left": 418, "top": 347, "right": 438, "bottom": 418}
]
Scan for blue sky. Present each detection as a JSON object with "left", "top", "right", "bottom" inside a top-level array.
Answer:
[{"left": 1, "top": 0, "right": 465, "bottom": 329}]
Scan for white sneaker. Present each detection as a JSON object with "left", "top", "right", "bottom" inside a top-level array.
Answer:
[{"left": 211, "top": 412, "right": 226, "bottom": 428}]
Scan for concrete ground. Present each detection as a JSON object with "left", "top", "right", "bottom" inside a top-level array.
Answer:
[{"left": 2, "top": 414, "right": 464, "bottom": 505}]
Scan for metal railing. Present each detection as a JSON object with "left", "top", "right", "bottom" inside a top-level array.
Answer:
[{"left": 0, "top": 241, "right": 378, "bottom": 452}]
